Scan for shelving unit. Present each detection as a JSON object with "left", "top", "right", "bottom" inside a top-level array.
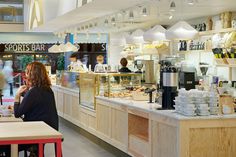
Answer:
[
  {"left": 177, "top": 50, "right": 211, "bottom": 54},
  {"left": 215, "top": 64, "right": 236, "bottom": 81},
  {"left": 216, "top": 64, "right": 236, "bottom": 68},
  {"left": 128, "top": 111, "right": 149, "bottom": 157},
  {"left": 199, "top": 27, "right": 236, "bottom": 36}
]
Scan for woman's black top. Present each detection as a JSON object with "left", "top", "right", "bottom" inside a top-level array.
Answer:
[
  {"left": 119, "top": 67, "right": 131, "bottom": 73},
  {"left": 14, "top": 87, "right": 59, "bottom": 130}
]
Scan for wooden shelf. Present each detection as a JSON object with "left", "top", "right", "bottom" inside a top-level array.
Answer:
[
  {"left": 199, "top": 27, "right": 236, "bottom": 36},
  {"left": 216, "top": 64, "right": 236, "bottom": 68},
  {"left": 177, "top": 50, "right": 211, "bottom": 54}
]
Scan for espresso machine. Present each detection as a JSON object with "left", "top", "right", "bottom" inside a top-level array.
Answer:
[
  {"left": 178, "top": 62, "right": 197, "bottom": 90},
  {"left": 158, "top": 60, "right": 178, "bottom": 109},
  {"left": 179, "top": 72, "right": 195, "bottom": 90}
]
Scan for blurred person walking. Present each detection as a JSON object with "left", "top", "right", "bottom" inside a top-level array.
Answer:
[
  {"left": 2, "top": 61, "right": 14, "bottom": 96},
  {"left": 0, "top": 60, "right": 5, "bottom": 104}
]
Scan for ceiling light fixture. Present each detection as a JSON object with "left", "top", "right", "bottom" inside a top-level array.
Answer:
[
  {"left": 187, "top": 0, "right": 194, "bottom": 5},
  {"left": 169, "top": 14, "right": 173, "bottom": 20},
  {"left": 141, "top": 7, "right": 148, "bottom": 17},
  {"left": 111, "top": 17, "right": 116, "bottom": 25},
  {"left": 143, "top": 25, "right": 166, "bottom": 42},
  {"left": 129, "top": 11, "right": 134, "bottom": 20},
  {"left": 166, "top": 21, "right": 198, "bottom": 40},
  {"left": 170, "top": 1, "right": 176, "bottom": 12},
  {"left": 126, "top": 29, "right": 145, "bottom": 44},
  {"left": 104, "top": 19, "right": 109, "bottom": 26}
]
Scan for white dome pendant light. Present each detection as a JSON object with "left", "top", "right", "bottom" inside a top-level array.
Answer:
[
  {"left": 64, "top": 42, "right": 78, "bottom": 52},
  {"left": 126, "top": 29, "right": 145, "bottom": 44},
  {"left": 143, "top": 25, "right": 166, "bottom": 42},
  {"left": 166, "top": 21, "right": 198, "bottom": 40}
]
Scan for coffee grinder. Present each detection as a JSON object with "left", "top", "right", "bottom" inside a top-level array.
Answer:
[
  {"left": 134, "top": 60, "right": 143, "bottom": 73},
  {"left": 158, "top": 60, "right": 178, "bottom": 109},
  {"left": 199, "top": 62, "right": 210, "bottom": 86}
]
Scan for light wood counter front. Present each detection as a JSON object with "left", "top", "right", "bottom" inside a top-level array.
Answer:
[
  {"left": 151, "top": 111, "right": 236, "bottom": 157},
  {"left": 97, "top": 96, "right": 236, "bottom": 157},
  {"left": 52, "top": 84, "right": 236, "bottom": 157}
]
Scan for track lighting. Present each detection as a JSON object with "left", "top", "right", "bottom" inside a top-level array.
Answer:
[
  {"left": 111, "top": 17, "right": 116, "bottom": 25},
  {"left": 141, "top": 7, "right": 148, "bottom": 17},
  {"left": 187, "top": 0, "right": 194, "bottom": 5},
  {"left": 129, "top": 11, "right": 134, "bottom": 20},
  {"left": 170, "top": 1, "right": 176, "bottom": 12}
]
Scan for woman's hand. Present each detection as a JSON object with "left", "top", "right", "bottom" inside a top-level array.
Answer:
[{"left": 15, "top": 85, "right": 28, "bottom": 103}]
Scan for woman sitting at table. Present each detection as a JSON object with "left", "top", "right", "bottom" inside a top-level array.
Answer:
[{"left": 13, "top": 62, "right": 59, "bottom": 156}]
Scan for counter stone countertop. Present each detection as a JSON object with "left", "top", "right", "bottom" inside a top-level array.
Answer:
[
  {"left": 51, "top": 84, "right": 79, "bottom": 94},
  {"left": 96, "top": 96, "right": 236, "bottom": 120}
]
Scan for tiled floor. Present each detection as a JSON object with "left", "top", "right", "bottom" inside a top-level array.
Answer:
[{"left": 43, "top": 120, "right": 116, "bottom": 157}]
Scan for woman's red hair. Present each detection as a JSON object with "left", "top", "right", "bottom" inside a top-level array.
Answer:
[{"left": 25, "top": 62, "right": 51, "bottom": 88}]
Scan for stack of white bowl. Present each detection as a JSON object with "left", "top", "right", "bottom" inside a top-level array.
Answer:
[
  {"left": 208, "top": 92, "right": 219, "bottom": 115},
  {"left": 194, "top": 91, "right": 210, "bottom": 116},
  {"left": 174, "top": 89, "right": 196, "bottom": 116}
]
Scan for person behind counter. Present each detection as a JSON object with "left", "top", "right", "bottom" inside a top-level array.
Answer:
[
  {"left": 119, "top": 58, "right": 132, "bottom": 73},
  {"left": 94, "top": 55, "right": 105, "bottom": 73},
  {"left": 14, "top": 62, "right": 59, "bottom": 156},
  {"left": 68, "top": 52, "right": 85, "bottom": 71}
]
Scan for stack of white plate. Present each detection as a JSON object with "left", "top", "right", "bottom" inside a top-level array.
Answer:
[
  {"left": 174, "top": 89, "right": 196, "bottom": 116},
  {"left": 196, "top": 103, "right": 210, "bottom": 116}
]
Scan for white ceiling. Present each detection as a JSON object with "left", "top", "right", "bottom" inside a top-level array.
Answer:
[{"left": 33, "top": 0, "right": 236, "bottom": 33}]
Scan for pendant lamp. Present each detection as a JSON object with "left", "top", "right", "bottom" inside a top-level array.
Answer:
[
  {"left": 126, "top": 29, "right": 144, "bottom": 44},
  {"left": 48, "top": 45, "right": 59, "bottom": 53},
  {"left": 166, "top": 21, "right": 198, "bottom": 40},
  {"left": 48, "top": 43, "right": 64, "bottom": 53},
  {"left": 110, "top": 32, "right": 129, "bottom": 46},
  {"left": 63, "top": 42, "right": 78, "bottom": 52},
  {"left": 143, "top": 25, "right": 166, "bottom": 42}
]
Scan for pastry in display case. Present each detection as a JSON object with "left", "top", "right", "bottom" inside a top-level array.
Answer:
[
  {"left": 56, "top": 70, "right": 80, "bottom": 89},
  {"left": 98, "top": 73, "right": 142, "bottom": 98}
]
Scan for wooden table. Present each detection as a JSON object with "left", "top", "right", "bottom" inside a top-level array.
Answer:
[
  {"left": 0, "top": 116, "right": 22, "bottom": 123},
  {"left": 0, "top": 121, "right": 63, "bottom": 157}
]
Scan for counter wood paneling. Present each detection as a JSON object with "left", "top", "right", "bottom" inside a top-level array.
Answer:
[{"left": 52, "top": 85, "right": 236, "bottom": 157}]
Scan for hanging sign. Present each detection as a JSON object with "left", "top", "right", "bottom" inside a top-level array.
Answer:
[{"left": 0, "top": 43, "right": 53, "bottom": 52}]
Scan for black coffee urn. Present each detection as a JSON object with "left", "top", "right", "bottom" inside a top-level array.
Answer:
[{"left": 158, "top": 60, "right": 178, "bottom": 109}]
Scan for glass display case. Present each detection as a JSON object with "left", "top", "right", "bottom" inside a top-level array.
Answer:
[
  {"left": 79, "top": 73, "right": 141, "bottom": 110},
  {"left": 98, "top": 73, "right": 142, "bottom": 98},
  {"left": 79, "top": 73, "right": 98, "bottom": 109},
  {"left": 56, "top": 71, "right": 80, "bottom": 89}
]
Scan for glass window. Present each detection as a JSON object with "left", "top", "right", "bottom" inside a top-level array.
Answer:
[{"left": 0, "top": 0, "right": 23, "bottom": 23}]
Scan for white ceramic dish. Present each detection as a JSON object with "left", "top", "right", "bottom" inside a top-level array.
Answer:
[{"left": 198, "top": 112, "right": 210, "bottom": 116}]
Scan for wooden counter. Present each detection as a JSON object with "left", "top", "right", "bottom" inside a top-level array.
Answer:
[
  {"left": 96, "top": 96, "right": 236, "bottom": 157},
  {"left": 150, "top": 110, "right": 236, "bottom": 157},
  {"left": 52, "top": 85, "right": 236, "bottom": 157}
]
